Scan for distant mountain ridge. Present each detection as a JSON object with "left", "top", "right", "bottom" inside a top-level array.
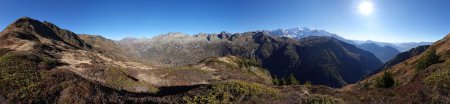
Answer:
[
  {"left": 267, "top": 27, "right": 433, "bottom": 52},
  {"left": 265, "top": 27, "right": 433, "bottom": 63},
  {"left": 349, "top": 33, "right": 450, "bottom": 103},
  {"left": 356, "top": 43, "right": 400, "bottom": 63},
  {"left": 118, "top": 32, "right": 383, "bottom": 87},
  {"left": 353, "top": 40, "right": 433, "bottom": 52},
  {"left": 380, "top": 45, "right": 430, "bottom": 70},
  {"left": 269, "top": 27, "right": 346, "bottom": 40}
]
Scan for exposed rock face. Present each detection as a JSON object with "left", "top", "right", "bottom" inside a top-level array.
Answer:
[{"left": 119, "top": 32, "right": 383, "bottom": 87}]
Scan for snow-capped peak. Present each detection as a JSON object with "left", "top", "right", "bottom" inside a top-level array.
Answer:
[{"left": 269, "top": 27, "right": 340, "bottom": 40}]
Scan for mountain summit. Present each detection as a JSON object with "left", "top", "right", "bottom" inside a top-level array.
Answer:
[
  {"left": 269, "top": 27, "right": 348, "bottom": 41},
  {"left": 0, "top": 17, "right": 90, "bottom": 50}
]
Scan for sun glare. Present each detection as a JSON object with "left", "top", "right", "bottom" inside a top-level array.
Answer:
[{"left": 359, "top": 1, "right": 373, "bottom": 15}]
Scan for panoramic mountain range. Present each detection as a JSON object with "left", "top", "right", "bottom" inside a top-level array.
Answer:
[{"left": 1, "top": 17, "right": 449, "bottom": 103}]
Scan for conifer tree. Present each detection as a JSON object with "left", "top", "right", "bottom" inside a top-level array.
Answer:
[
  {"left": 272, "top": 76, "right": 280, "bottom": 85},
  {"left": 279, "top": 78, "right": 287, "bottom": 86},
  {"left": 287, "top": 74, "right": 300, "bottom": 85}
]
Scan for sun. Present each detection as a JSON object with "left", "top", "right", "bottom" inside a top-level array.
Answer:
[{"left": 359, "top": 1, "right": 374, "bottom": 15}]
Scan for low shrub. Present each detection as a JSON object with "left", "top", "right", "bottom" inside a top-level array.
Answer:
[
  {"left": 0, "top": 53, "right": 44, "bottom": 102},
  {"left": 300, "top": 94, "right": 345, "bottom": 104},
  {"left": 287, "top": 74, "right": 300, "bottom": 85},
  {"left": 373, "top": 71, "right": 395, "bottom": 88},
  {"left": 237, "top": 59, "right": 260, "bottom": 68},
  {"left": 415, "top": 48, "right": 439, "bottom": 72},
  {"left": 273, "top": 74, "right": 300, "bottom": 86},
  {"left": 183, "top": 81, "right": 278, "bottom": 104},
  {"left": 0, "top": 48, "right": 12, "bottom": 56},
  {"left": 105, "top": 67, "right": 158, "bottom": 93},
  {"left": 423, "top": 68, "right": 450, "bottom": 95},
  {"left": 0, "top": 53, "right": 42, "bottom": 90}
]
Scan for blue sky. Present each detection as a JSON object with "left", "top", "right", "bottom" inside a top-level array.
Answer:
[{"left": 0, "top": 0, "right": 449, "bottom": 42}]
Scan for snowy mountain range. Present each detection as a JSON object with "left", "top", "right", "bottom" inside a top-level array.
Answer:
[
  {"left": 267, "top": 27, "right": 433, "bottom": 52},
  {"left": 268, "top": 27, "right": 347, "bottom": 41}
]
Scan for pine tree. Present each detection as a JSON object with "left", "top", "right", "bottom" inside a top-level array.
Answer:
[
  {"left": 381, "top": 71, "right": 395, "bottom": 88},
  {"left": 287, "top": 74, "right": 300, "bottom": 85},
  {"left": 272, "top": 76, "right": 279, "bottom": 85},
  {"left": 304, "top": 80, "right": 312, "bottom": 86},
  {"left": 374, "top": 71, "right": 395, "bottom": 88},
  {"left": 279, "top": 78, "right": 287, "bottom": 86}
]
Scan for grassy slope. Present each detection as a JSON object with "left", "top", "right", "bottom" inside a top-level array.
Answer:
[{"left": 0, "top": 51, "right": 346, "bottom": 103}]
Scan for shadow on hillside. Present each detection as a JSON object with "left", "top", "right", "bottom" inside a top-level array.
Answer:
[{"left": 106, "top": 84, "right": 203, "bottom": 97}]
